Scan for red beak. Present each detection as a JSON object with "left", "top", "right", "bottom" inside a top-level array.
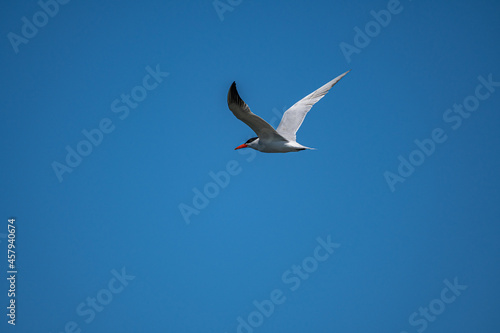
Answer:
[{"left": 234, "top": 143, "right": 248, "bottom": 150}]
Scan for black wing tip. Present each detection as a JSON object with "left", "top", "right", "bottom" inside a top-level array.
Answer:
[
  {"left": 228, "top": 81, "right": 243, "bottom": 105},
  {"left": 230, "top": 81, "right": 237, "bottom": 94}
]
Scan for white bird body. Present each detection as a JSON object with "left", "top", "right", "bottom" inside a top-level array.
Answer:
[
  {"left": 227, "top": 71, "right": 350, "bottom": 153},
  {"left": 244, "top": 137, "right": 312, "bottom": 153}
]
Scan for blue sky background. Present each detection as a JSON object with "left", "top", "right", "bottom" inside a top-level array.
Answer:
[{"left": 1, "top": 0, "right": 500, "bottom": 332}]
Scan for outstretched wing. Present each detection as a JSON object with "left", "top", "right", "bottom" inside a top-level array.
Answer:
[
  {"left": 227, "top": 82, "right": 286, "bottom": 142},
  {"left": 276, "top": 70, "right": 350, "bottom": 142}
]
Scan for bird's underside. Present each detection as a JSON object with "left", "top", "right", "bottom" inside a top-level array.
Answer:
[{"left": 258, "top": 140, "right": 312, "bottom": 153}]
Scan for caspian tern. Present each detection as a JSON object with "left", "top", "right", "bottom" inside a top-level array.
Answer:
[{"left": 227, "top": 70, "right": 350, "bottom": 153}]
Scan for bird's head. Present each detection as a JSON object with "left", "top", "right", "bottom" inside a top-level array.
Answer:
[{"left": 235, "top": 137, "right": 258, "bottom": 150}]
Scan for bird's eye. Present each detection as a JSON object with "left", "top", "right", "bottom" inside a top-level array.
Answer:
[{"left": 246, "top": 137, "right": 258, "bottom": 144}]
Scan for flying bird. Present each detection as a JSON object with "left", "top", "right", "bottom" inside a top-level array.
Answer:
[{"left": 227, "top": 70, "right": 350, "bottom": 153}]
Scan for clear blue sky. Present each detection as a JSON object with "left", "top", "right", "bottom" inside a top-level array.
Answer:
[{"left": 1, "top": 0, "right": 500, "bottom": 332}]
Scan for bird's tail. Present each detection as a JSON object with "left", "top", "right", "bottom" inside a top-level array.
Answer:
[{"left": 300, "top": 145, "right": 316, "bottom": 151}]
